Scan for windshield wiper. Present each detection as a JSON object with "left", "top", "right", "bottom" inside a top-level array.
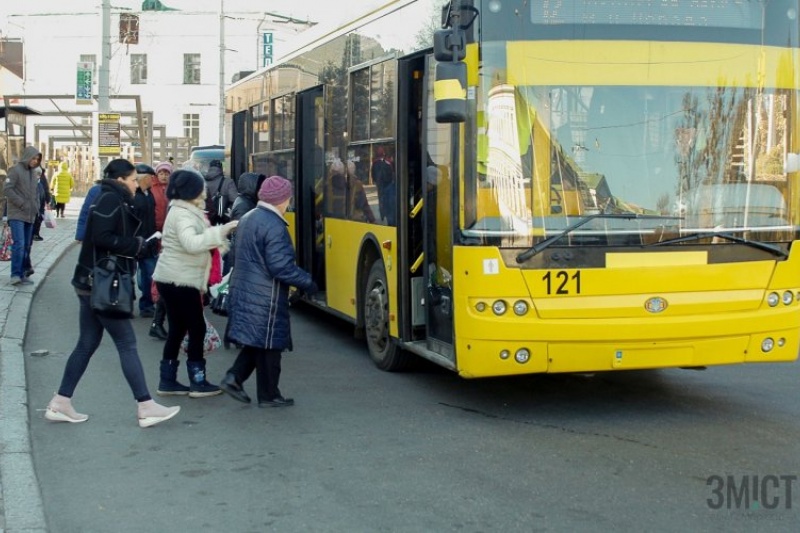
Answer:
[
  {"left": 646, "top": 231, "right": 788, "bottom": 258},
  {"left": 516, "top": 214, "right": 683, "bottom": 263}
]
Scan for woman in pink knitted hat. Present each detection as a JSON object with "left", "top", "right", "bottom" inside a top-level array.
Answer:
[{"left": 220, "top": 176, "right": 317, "bottom": 407}]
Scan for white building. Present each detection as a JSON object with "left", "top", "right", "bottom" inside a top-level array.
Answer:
[{"left": 1, "top": 4, "right": 312, "bottom": 173}]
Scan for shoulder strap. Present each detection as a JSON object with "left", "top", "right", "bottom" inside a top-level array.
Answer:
[{"left": 90, "top": 191, "right": 127, "bottom": 254}]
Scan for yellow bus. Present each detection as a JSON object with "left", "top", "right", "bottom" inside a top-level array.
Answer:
[{"left": 226, "top": 0, "right": 800, "bottom": 377}]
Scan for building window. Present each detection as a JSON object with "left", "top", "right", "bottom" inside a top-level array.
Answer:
[
  {"left": 130, "top": 54, "right": 147, "bottom": 84},
  {"left": 183, "top": 54, "right": 201, "bottom": 84},
  {"left": 183, "top": 113, "right": 200, "bottom": 148}
]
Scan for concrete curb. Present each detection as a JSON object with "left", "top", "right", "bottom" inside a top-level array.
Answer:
[{"left": 0, "top": 201, "right": 82, "bottom": 533}]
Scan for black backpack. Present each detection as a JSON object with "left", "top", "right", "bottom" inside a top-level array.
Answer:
[{"left": 206, "top": 178, "right": 230, "bottom": 225}]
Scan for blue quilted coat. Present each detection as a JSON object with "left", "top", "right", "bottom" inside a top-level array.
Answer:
[{"left": 226, "top": 204, "right": 314, "bottom": 350}]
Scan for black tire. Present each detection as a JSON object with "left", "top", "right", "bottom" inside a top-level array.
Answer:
[{"left": 363, "top": 259, "right": 409, "bottom": 371}]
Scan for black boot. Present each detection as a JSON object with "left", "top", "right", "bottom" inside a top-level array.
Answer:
[
  {"left": 157, "top": 359, "right": 190, "bottom": 396},
  {"left": 149, "top": 302, "right": 168, "bottom": 340},
  {"left": 186, "top": 359, "right": 222, "bottom": 398},
  {"left": 219, "top": 372, "right": 251, "bottom": 403}
]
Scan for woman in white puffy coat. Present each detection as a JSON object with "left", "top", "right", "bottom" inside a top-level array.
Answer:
[{"left": 152, "top": 169, "right": 238, "bottom": 397}]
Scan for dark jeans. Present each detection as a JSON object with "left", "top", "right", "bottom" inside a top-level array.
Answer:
[
  {"left": 57, "top": 294, "right": 151, "bottom": 402},
  {"left": 137, "top": 257, "right": 157, "bottom": 312},
  {"left": 8, "top": 219, "right": 33, "bottom": 279},
  {"left": 228, "top": 346, "right": 283, "bottom": 402},
  {"left": 157, "top": 282, "right": 206, "bottom": 362}
]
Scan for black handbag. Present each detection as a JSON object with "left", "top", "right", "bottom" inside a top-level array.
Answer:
[
  {"left": 209, "top": 286, "right": 229, "bottom": 316},
  {"left": 90, "top": 254, "right": 135, "bottom": 319}
]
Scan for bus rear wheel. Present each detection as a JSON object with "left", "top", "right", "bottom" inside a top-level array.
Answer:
[{"left": 364, "top": 259, "right": 408, "bottom": 371}]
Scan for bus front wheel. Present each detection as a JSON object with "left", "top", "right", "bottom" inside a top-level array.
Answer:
[{"left": 364, "top": 259, "right": 407, "bottom": 371}]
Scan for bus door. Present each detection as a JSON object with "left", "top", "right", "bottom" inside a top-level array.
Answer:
[
  {"left": 422, "top": 56, "right": 455, "bottom": 356},
  {"left": 295, "top": 86, "right": 327, "bottom": 295}
]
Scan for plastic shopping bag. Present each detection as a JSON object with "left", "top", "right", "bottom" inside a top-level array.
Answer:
[
  {"left": 44, "top": 209, "right": 57, "bottom": 229},
  {"left": 180, "top": 315, "right": 222, "bottom": 355},
  {"left": 0, "top": 224, "right": 12, "bottom": 261}
]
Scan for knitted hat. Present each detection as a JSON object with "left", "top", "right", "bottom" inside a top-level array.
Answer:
[
  {"left": 258, "top": 176, "right": 292, "bottom": 205},
  {"left": 166, "top": 169, "right": 205, "bottom": 200},
  {"left": 154, "top": 161, "right": 173, "bottom": 175}
]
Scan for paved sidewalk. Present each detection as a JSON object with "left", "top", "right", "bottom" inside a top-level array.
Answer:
[{"left": 0, "top": 198, "right": 83, "bottom": 533}]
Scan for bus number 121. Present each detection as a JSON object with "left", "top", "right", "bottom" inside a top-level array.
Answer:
[{"left": 542, "top": 270, "right": 581, "bottom": 295}]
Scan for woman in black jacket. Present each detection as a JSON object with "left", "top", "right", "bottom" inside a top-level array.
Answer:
[{"left": 45, "top": 159, "right": 181, "bottom": 428}]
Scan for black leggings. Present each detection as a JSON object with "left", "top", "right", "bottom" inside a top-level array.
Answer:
[
  {"left": 156, "top": 282, "right": 206, "bottom": 362},
  {"left": 55, "top": 202, "right": 66, "bottom": 217}
]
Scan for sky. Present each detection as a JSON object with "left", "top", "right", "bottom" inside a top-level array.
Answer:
[{"left": 0, "top": 0, "right": 384, "bottom": 24}]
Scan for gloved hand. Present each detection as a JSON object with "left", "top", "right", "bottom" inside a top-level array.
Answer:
[
  {"left": 305, "top": 281, "right": 319, "bottom": 296},
  {"left": 138, "top": 238, "right": 159, "bottom": 259}
]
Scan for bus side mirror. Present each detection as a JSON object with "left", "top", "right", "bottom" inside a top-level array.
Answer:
[
  {"left": 435, "top": 61, "right": 467, "bottom": 123},
  {"left": 433, "top": 29, "right": 466, "bottom": 62}
]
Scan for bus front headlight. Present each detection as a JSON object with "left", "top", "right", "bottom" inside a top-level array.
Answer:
[{"left": 492, "top": 300, "right": 507, "bottom": 315}]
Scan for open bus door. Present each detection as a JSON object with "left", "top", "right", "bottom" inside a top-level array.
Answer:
[
  {"left": 400, "top": 53, "right": 455, "bottom": 366},
  {"left": 422, "top": 55, "right": 455, "bottom": 357},
  {"left": 295, "top": 86, "right": 326, "bottom": 292}
]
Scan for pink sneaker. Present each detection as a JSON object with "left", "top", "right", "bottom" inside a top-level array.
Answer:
[
  {"left": 137, "top": 400, "right": 180, "bottom": 428},
  {"left": 45, "top": 394, "right": 89, "bottom": 423}
]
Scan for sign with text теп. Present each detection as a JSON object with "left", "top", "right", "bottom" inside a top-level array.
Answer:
[
  {"left": 262, "top": 32, "right": 273, "bottom": 67},
  {"left": 97, "top": 113, "right": 121, "bottom": 156},
  {"left": 76, "top": 62, "right": 94, "bottom": 105}
]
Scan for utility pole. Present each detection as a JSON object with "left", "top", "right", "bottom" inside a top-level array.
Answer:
[
  {"left": 99, "top": 0, "right": 110, "bottom": 114},
  {"left": 97, "top": 0, "right": 111, "bottom": 173},
  {"left": 219, "top": 0, "right": 225, "bottom": 145}
]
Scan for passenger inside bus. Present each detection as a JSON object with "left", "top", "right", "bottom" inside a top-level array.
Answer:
[{"left": 322, "top": 159, "right": 375, "bottom": 223}]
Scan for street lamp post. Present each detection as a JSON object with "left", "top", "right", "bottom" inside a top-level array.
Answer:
[{"left": 219, "top": 0, "right": 225, "bottom": 145}]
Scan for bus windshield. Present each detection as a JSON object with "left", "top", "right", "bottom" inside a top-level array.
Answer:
[{"left": 463, "top": 0, "right": 800, "bottom": 249}]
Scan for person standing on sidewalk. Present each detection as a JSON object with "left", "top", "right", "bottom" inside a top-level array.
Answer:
[
  {"left": 132, "top": 163, "right": 158, "bottom": 318},
  {"left": 45, "top": 158, "right": 180, "bottom": 428},
  {"left": 220, "top": 176, "right": 317, "bottom": 407},
  {"left": 50, "top": 161, "right": 74, "bottom": 218},
  {"left": 153, "top": 168, "right": 237, "bottom": 398},
  {"left": 4, "top": 146, "right": 41, "bottom": 286},
  {"left": 32, "top": 163, "right": 51, "bottom": 241},
  {"left": 148, "top": 161, "right": 172, "bottom": 340}
]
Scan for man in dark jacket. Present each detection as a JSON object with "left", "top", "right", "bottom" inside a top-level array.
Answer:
[
  {"left": 204, "top": 159, "right": 238, "bottom": 225},
  {"left": 225, "top": 172, "right": 265, "bottom": 272},
  {"left": 32, "top": 164, "right": 51, "bottom": 241},
  {"left": 5, "top": 146, "right": 42, "bottom": 285},
  {"left": 132, "top": 164, "right": 158, "bottom": 317}
]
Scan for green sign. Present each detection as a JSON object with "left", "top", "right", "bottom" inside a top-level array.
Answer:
[{"left": 76, "top": 62, "right": 94, "bottom": 105}]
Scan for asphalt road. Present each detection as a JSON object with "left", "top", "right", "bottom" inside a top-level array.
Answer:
[{"left": 25, "top": 247, "right": 800, "bottom": 532}]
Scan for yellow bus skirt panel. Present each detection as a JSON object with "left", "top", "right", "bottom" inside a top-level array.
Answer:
[{"left": 324, "top": 218, "right": 399, "bottom": 336}]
